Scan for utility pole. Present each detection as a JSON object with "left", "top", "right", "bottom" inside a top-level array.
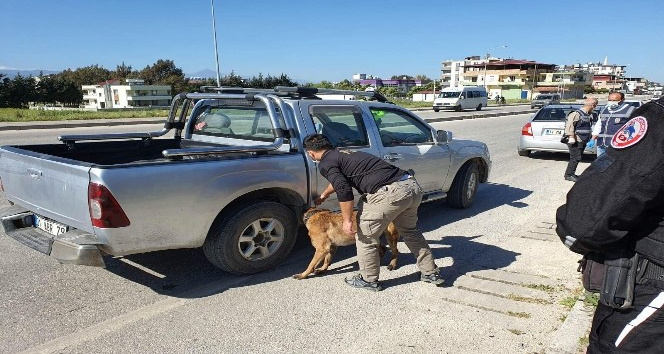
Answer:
[{"left": 211, "top": 0, "right": 221, "bottom": 87}]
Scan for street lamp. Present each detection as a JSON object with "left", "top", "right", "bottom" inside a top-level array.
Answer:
[
  {"left": 483, "top": 45, "right": 507, "bottom": 89},
  {"left": 210, "top": 0, "right": 221, "bottom": 87}
]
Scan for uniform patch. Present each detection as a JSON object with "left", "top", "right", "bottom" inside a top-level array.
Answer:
[{"left": 611, "top": 116, "right": 648, "bottom": 149}]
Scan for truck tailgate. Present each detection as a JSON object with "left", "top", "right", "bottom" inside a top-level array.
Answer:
[{"left": 0, "top": 147, "right": 93, "bottom": 232}]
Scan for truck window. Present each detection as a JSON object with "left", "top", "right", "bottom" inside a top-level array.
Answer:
[
  {"left": 309, "top": 105, "right": 369, "bottom": 148},
  {"left": 192, "top": 106, "right": 276, "bottom": 142},
  {"left": 371, "top": 108, "right": 433, "bottom": 147}
]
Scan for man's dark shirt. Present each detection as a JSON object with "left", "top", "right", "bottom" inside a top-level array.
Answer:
[{"left": 317, "top": 149, "right": 406, "bottom": 202}]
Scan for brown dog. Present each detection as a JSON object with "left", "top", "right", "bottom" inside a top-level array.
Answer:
[{"left": 293, "top": 207, "right": 399, "bottom": 279}]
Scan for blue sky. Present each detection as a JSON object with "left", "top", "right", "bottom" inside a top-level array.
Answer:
[{"left": 1, "top": 0, "right": 662, "bottom": 83}]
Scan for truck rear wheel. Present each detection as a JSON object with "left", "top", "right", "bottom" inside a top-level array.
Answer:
[
  {"left": 447, "top": 162, "right": 479, "bottom": 209},
  {"left": 203, "top": 202, "right": 297, "bottom": 275}
]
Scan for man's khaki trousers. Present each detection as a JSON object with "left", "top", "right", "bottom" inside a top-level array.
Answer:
[{"left": 356, "top": 178, "right": 438, "bottom": 282}]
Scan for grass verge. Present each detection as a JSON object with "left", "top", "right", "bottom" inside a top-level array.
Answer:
[{"left": 0, "top": 108, "right": 169, "bottom": 122}]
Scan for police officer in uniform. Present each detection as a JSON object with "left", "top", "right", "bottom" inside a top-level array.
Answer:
[
  {"left": 589, "top": 91, "right": 636, "bottom": 157},
  {"left": 303, "top": 134, "right": 443, "bottom": 291},
  {"left": 563, "top": 97, "right": 598, "bottom": 182},
  {"left": 556, "top": 97, "right": 664, "bottom": 353}
]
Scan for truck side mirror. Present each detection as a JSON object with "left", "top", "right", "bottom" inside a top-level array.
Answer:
[{"left": 436, "top": 130, "right": 452, "bottom": 143}]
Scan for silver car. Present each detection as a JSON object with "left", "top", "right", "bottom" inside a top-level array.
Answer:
[
  {"left": 518, "top": 104, "right": 600, "bottom": 157},
  {"left": 530, "top": 94, "right": 560, "bottom": 109}
]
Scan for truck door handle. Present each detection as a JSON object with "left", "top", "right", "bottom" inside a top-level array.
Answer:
[
  {"left": 382, "top": 153, "right": 403, "bottom": 161},
  {"left": 27, "top": 168, "right": 42, "bottom": 179}
]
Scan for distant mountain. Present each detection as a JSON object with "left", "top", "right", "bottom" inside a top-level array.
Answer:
[
  {"left": 185, "top": 69, "right": 219, "bottom": 79},
  {"left": 0, "top": 69, "right": 60, "bottom": 79}
]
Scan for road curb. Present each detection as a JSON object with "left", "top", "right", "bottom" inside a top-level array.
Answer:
[
  {"left": 0, "top": 118, "right": 166, "bottom": 131},
  {"left": 425, "top": 109, "right": 537, "bottom": 123},
  {"left": 546, "top": 298, "right": 594, "bottom": 353}
]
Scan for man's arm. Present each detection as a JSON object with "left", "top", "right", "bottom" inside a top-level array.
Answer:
[
  {"left": 315, "top": 183, "right": 335, "bottom": 205},
  {"left": 564, "top": 112, "right": 579, "bottom": 142},
  {"left": 340, "top": 200, "right": 356, "bottom": 236},
  {"left": 590, "top": 116, "right": 601, "bottom": 139}
]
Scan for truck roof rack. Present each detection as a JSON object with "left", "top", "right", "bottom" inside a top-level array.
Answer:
[{"left": 198, "top": 86, "right": 392, "bottom": 103}]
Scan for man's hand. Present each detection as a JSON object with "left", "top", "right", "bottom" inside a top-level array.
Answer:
[
  {"left": 587, "top": 139, "right": 595, "bottom": 148},
  {"left": 315, "top": 183, "right": 335, "bottom": 205},
  {"left": 343, "top": 219, "right": 356, "bottom": 236},
  {"left": 314, "top": 193, "right": 328, "bottom": 205}
]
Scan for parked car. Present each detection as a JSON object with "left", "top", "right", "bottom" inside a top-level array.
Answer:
[
  {"left": 530, "top": 94, "right": 561, "bottom": 109},
  {"left": 518, "top": 104, "right": 602, "bottom": 157}
]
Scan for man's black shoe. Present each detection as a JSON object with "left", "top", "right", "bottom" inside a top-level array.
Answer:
[
  {"left": 564, "top": 175, "right": 578, "bottom": 182},
  {"left": 344, "top": 274, "right": 382, "bottom": 292},
  {"left": 421, "top": 272, "right": 445, "bottom": 286}
]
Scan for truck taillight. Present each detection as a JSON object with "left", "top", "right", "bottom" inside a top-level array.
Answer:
[
  {"left": 521, "top": 123, "right": 533, "bottom": 136},
  {"left": 88, "top": 183, "right": 130, "bottom": 228}
]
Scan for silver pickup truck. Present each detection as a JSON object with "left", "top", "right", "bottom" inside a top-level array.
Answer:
[{"left": 0, "top": 87, "right": 491, "bottom": 275}]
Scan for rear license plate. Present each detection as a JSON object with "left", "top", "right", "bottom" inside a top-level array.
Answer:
[
  {"left": 34, "top": 215, "right": 68, "bottom": 236},
  {"left": 543, "top": 129, "right": 563, "bottom": 136}
]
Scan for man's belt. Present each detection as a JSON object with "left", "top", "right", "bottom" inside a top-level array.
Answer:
[{"left": 639, "top": 258, "right": 664, "bottom": 281}]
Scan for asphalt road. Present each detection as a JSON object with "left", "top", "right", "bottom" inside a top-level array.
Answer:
[{"left": 0, "top": 112, "right": 594, "bottom": 354}]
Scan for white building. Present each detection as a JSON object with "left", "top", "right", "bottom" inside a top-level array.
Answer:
[
  {"left": 441, "top": 56, "right": 503, "bottom": 88},
  {"left": 82, "top": 79, "right": 171, "bottom": 110}
]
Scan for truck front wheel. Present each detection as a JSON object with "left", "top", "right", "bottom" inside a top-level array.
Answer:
[
  {"left": 203, "top": 202, "right": 297, "bottom": 275},
  {"left": 447, "top": 162, "right": 479, "bottom": 209}
]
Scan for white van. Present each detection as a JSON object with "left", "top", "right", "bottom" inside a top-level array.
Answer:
[{"left": 432, "top": 86, "right": 488, "bottom": 112}]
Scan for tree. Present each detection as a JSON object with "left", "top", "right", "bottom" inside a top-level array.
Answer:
[
  {"left": 3, "top": 74, "right": 37, "bottom": 108},
  {"left": 336, "top": 79, "right": 355, "bottom": 90},
  {"left": 415, "top": 75, "right": 432, "bottom": 83},
  {"left": 0, "top": 74, "right": 9, "bottom": 107},
  {"left": 138, "top": 59, "right": 187, "bottom": 94},
  {"left": 221, "top": 71, "right": 245, "bottom": 87},
  {"left": 58, "top": 65, "right": 112, "bottom": 87},
  {"left": 114, "top": 62, "right": 133, "bottom": 83}
]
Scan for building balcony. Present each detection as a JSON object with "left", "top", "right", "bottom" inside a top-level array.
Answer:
[
  {"left": 83, "top": 94, "right": 97, "bottom": 100},
  {"left": 535, "top": 81, "right": 588, "bottom": 87},
  {"left": 495, "top": 80, "right": 526, "bottom": 86},
  {"left": 127, "top": 95, "right": 172, "bottom": 101}
]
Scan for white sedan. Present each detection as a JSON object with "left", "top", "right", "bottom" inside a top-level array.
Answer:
[{"left": 517, "top": 104, "right": 601, "bottom": 157}]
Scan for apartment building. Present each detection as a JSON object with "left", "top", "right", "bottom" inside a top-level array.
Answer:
[
  {"left": 82, "top": 79, "right": 171, "bottom": 110},
  {"left": 440, "top": 56, "right": 500, "bottom": 88},
  {"left": 571, "top": 58, "right": 626, "bottom": 91}
]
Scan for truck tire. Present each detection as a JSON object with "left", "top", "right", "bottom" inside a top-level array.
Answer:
[
  {"left": 447, "top": 162, "right": 479, "bottom": 209},
  {"left": 476, "top": 104, "right": 482, "bottom": 111},
  {"left": 455, "top": 105, "right": 462, "bottom": 112},
  {"left": 433, "top": 108, "right": 439, "bottom": 112},
  {"left": 203, "top": 202, "right": 297, "bottom": 275}
]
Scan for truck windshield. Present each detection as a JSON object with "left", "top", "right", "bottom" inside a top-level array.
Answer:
[
  {"left": 536, "top": 95, "right": 553, "bottom": 100},
  {"left": 438, "top": 92, "right": 461, "bottom": 99}
]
